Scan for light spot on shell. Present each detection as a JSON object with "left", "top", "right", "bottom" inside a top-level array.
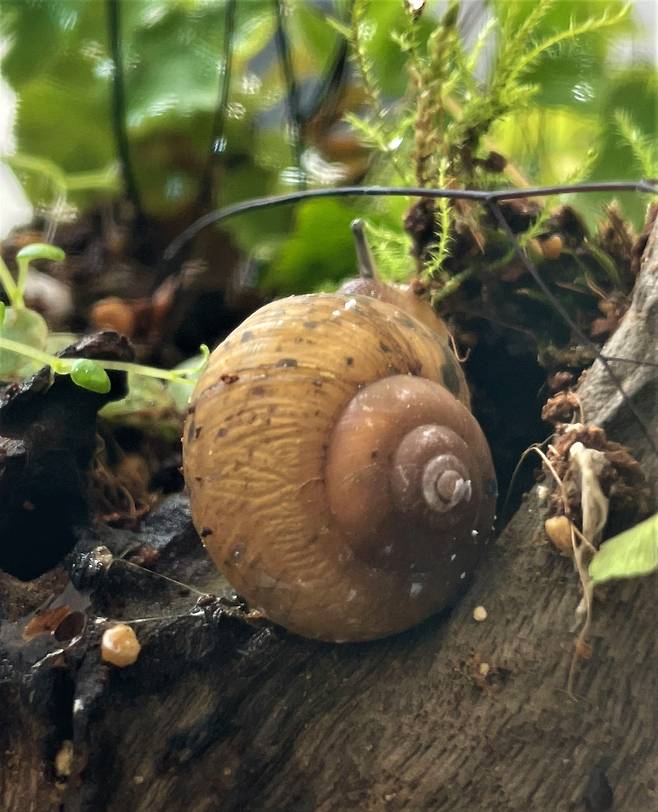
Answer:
[
  {"left": 460, "top": 571, "right": 466, "bottom": 579},
  {"left": 450, "top": 553, "right": 457, "bottom": 561},
  {"left": 410, "top": 582, "right": 423, "bottom": 598},
  {"left": 347, "top": 589, "right": 357, "bottom": 602},
  {"left": 471, "top": 529, "right": 479, "bottom": 537},
  {"left": 344, "top": 298, "right": 357, "bottom": 310},
  {"left": 383, "top": 544, "right": 393, "bottom": 556}
]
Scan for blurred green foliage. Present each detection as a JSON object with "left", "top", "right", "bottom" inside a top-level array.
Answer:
[{"left": 1, "top": 0, "right": 656, "bottom": 294}]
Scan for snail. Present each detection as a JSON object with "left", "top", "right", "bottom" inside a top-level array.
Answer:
[{"left": 183, "top": 221, "right": 497, "bottom": 641}]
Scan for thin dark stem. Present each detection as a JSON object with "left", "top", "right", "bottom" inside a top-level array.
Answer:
[
  {"left": 106, "top": 0, "right": 143, "bottom": 218},
  {"left": 164, "top": 180, "right": 658, "bottom": 259},
  {"left": 304, "top": 36, "right": 350, "bottom": 124},
  {"left": 197, "top": 0, "right": 237, "bottom": 211},
  {"left": 487, "top": 199, "right": 658, "bottom": 457},
  {"left": 273, "top": 0, "right": 305, "bottom": 188}
]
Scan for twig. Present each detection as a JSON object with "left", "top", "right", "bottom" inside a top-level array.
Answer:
[{"left": 163, "top": 180, "right": 658, "bottom": 259}]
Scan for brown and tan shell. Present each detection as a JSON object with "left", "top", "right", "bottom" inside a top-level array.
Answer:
[{"left": 183, "top": 293, "right": 496, "bottom": 641}]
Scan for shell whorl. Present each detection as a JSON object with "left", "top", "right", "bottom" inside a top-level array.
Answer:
[
  {"left": 393, "top": 425, "right": 473, "bottom": 514},
  {"left": 326, "top": 375, "right": 494, "bottom": 573}
]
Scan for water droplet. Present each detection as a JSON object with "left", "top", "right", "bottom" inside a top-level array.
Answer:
[
  {"left": 165, "top": 175, "right": 185, "bottom": 200},
  {"left": 94, "top": 58, "right": 114, "bottom": 80},
  {"left": 212, "top": 136, "right": 227, "bottom": 154},
  {"left": 280, "top": 166, "right": 308, "bottom": 186},
  {"left": 226, "top": 102, "right": 246, "bottom": 120},
  {"left": 59, "top": 10, "right": 78, "bottom": 31},
  {"left": 571, "top": 82, "right": 594, "bottom": 103},
  {"left": 241, "top": 73, "right": 262, "bottom": 95}
]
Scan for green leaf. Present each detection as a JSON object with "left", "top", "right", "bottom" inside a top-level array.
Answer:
[
  {"left": 264, "top": 199, "right": 359, "bottom": 293},
  {"left": 589, "top": 514, "right": 658, "bottom": 585},
  {"left": 167, "top": 347, "right": 210, "bottom": 412},
  {"left": 70, "top": 359, "right": 112, "bottom": 394},
  {"left": 16, "top": 243, "right": 66, "bottom": 263},
  {"left": 0, "top": 302, "right": 5, "bottom": 328},
  {"left": 0, "top": 306, "right": 49, "bottom": 378}
]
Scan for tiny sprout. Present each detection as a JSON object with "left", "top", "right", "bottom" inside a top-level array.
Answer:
[
  {"left": 184, "top": 344, "right": 210, "bottom": 379},
  {"left": 70, "top": 359, "right": 112, "bottom": 394},
  {"left": 0, "top": 242, "right": 66, "bottom": 311},
  {"left": 13, "top": 244, "right": 66, "bottom": 309},
  {"left": 15, "top": 243, "right": 66, "bottom": 262}
]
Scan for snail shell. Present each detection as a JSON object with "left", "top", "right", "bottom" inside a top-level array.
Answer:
[{"left": 183, "top": 292, "right": 496, "bottom": 641}]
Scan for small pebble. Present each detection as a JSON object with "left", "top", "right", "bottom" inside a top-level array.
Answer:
[
  {"left": 55, "top": 740, "right": 74, "bottom": 777},
  {"left": 473, "top": 605, "right": 488, "bottom": 622},
  {"left": 101, "top": 623, "right": 141, "bottom": 667}
]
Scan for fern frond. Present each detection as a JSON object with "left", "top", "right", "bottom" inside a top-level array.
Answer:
[
  {"left": 364, "top": 221, "right": 413, "bottom": 282},
  {"left": 424, "top": 158, "right": 454, "bottom": 280},
  {"left": 510, "top": 4, "right": 630, "bottom": 84},
  {"left": 519, "top": 148, "right": 599, "bottom": 247},
  {"left": 465, "top": 16, "right": 497, "bottom": 78},
  {"left": 344, "top": 112, "right": 410, "bottom": 183},
  {"left": 351, "top": 0, "right": 382, "bottom": 113},
  {"left": 614, "top": 110, "right": 658, "bottom": 177},
  {"left": 499, "top": 0, "right": 555, "bottom": 56}
]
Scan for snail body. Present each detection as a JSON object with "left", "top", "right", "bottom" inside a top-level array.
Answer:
[{"left": 183, "top": 284, "right": 496, "bottom": 642}]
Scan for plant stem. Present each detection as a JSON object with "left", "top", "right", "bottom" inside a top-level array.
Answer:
[
  {"left": 14, "top": 257, "right": 33, "bottom": 309},
  {"left": 0, "top": 339, "right": 201, "bottom": 385},
  {"left": 273, "top": 0, "right": 305, "bottom": 188},
  {"left": 98, "top": 359, "right": 196, "bottom": 383},
  {"left": 0, "top": 258, "right": 18, "bottom": 305},
  {"left": 0, "top": 337, "right": 65, "bottom": 371},
  {"left": 197, "top": 0, "right": 237, "bottom": 211},
  {"left": 431, "top": 268, "right": 474, "bottom": 304},
  {"left": 106, "top": 0, "right": 143, "bottom": 218}
]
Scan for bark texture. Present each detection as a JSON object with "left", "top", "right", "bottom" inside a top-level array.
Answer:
[{"left": 1, "top": 223, "right": 657, "bottom": 812}]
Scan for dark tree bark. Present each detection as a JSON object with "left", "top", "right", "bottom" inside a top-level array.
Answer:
[{"left": 1, "top": 222, "right": 657, "bottom": 812}]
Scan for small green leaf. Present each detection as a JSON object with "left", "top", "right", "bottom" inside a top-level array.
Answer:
[
  {"left": 589, "top": 514, "right": 658, "bottom": 585},
  {"left": 0, "top": 306, "right": 49, "bottom": 378},
  {"left": 16, "top": 242, "right": 66, "bottom": 262},
  {"left": 16, "top": 243, "right": 65, "bottom": 263},
  {"left": 70, "top": 359, "right": 111, "bottom": 394},
  {"left": 0, "top": 302, "right": 5, "bottom": 328}
]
